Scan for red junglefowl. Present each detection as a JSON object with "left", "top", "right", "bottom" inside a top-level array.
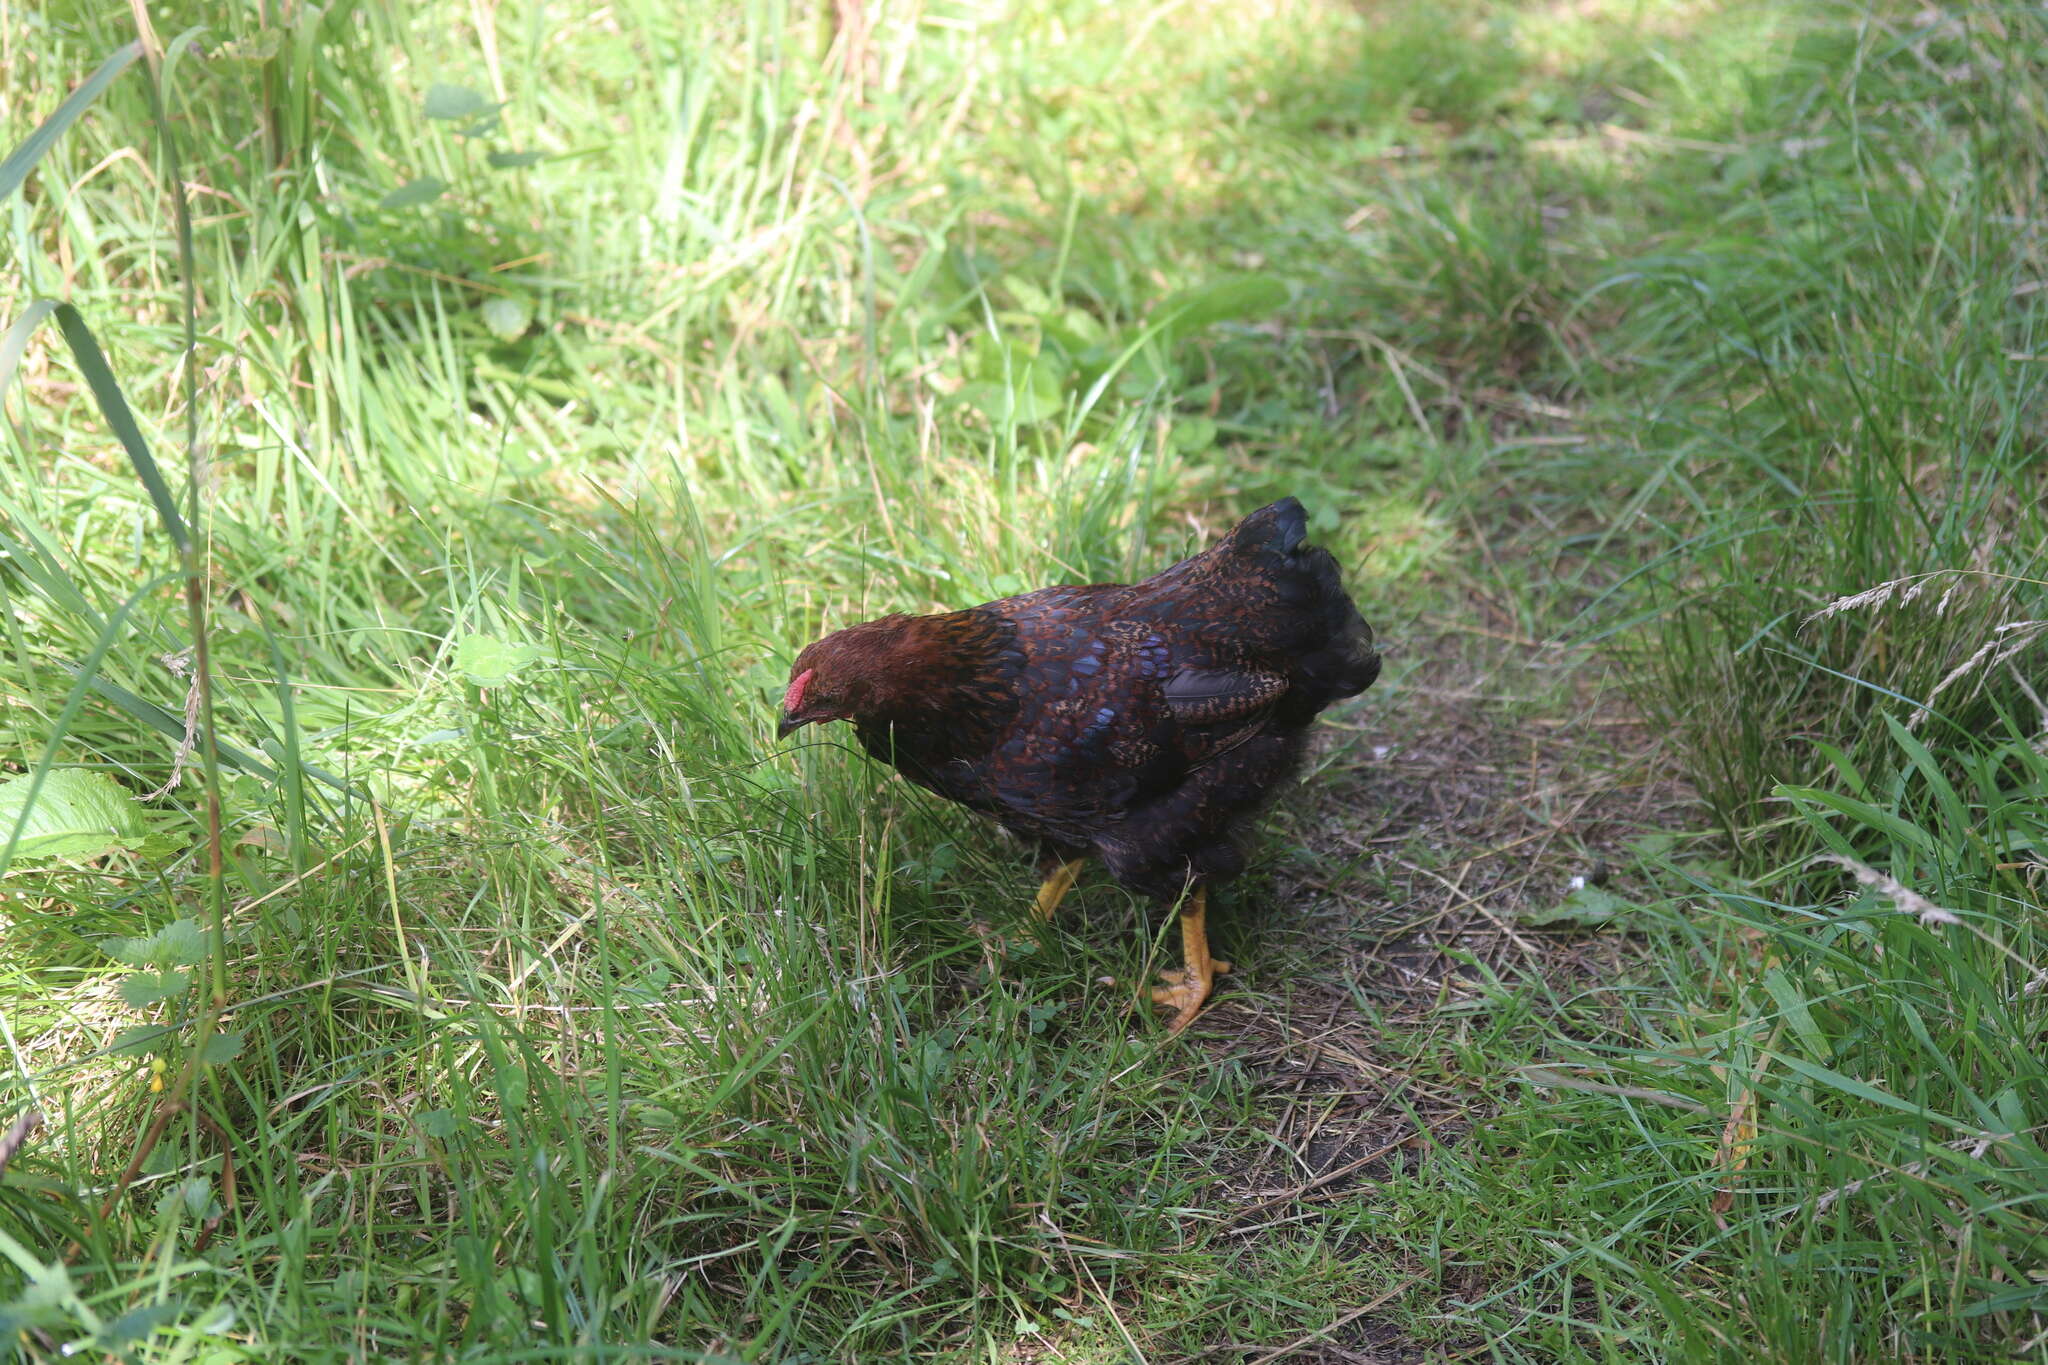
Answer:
[{"left": 778, "top": 497, "right": 1380, "bottom": 1032}]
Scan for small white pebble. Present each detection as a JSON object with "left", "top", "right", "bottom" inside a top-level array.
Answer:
[
  {"left": 1095, "top": 976, "right": 1116, "bottom": 987},
  {"left": 1567, "top": 875, "right": 1587, "bottom": 891},
  {"left": 1372, "top": 745, "right": 1391, "bottom": 761}
]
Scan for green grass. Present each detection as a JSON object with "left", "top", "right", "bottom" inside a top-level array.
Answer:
[{"left": 3, "top": 0, "right": 2046, "bottom": 1359}]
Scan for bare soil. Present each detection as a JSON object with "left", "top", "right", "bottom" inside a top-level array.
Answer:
[{"left": 1168, "top": 613, "right": 1695, "bottom": 1362}]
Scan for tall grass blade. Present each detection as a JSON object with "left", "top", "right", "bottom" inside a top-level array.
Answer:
[
  {"left": 57, "top": 665, "right": 275, "bottom": 783},
  {"left": 0, "top": 41, "right": 143, "bottom": 205},
  {"left": 0, "top": 302, "right": 60, "bottom": 402},
  {"left": 50, "top": 304, "right": 188, "bottom": 552}
]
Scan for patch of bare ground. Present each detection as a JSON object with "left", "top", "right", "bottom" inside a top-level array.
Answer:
[
  {"left": 1195, "top": 1303, "right": 1439, "bottom": 1365},
  {"left": 1287, "top": 624, "right": 1689, "bottom": 989},
  {"left": 1173, "top": 611, "right": 1695, "bottom": 1362}
]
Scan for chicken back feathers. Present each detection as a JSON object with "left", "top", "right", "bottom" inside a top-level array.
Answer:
[{"left": 782, "top": 497, "right": 1380, "bottom": 900}]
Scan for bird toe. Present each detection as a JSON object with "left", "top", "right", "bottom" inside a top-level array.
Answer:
[{"left": 1149, "top": 967, "right": 1219, "bottom": 1033}]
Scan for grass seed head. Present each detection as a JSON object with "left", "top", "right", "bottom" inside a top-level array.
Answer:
[{"left": 1820, "top": 853, "right": 1964, "bottom": 927}]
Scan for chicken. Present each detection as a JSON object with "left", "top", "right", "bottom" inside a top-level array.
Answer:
[{"left": 777, "top": 497, "right": 1381, "bottom": 1031}]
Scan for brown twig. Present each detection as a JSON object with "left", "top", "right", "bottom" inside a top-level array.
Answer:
[
  {"left": 83, "top": 1097, "right": 239, "bottom": 1256},
  {"left": 1392, "top": 856, "right": 1546, "bottom": 960}
]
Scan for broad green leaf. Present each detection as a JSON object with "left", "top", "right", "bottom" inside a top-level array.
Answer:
[
  {"left": 455, "top": 633, "right": 545, "bottom": 686},
  {"left": 199, "top": 1030, "right": 244, "bottom": 1065},
  {"left": 108, "top": 917, "right": 206, "bottom": 969},
  {"left": 1043, "top": 309, "right": 1109, "bottom": 357},
  {"left": 1058, "top": 307, "right": 1108, "bottom": 344},
  {"left": 492, "top": 1063, "right": 527, "bottom": 1112},
  {"left": 1, "top": 1248, "right": 82, "bottom": 1324},
  {"left": 156, "top": 1178, "right": 219, "bottom": 1223},
  {"left": 969, "top": 331, "right": 1040, "bottom": 383},
  {"left": 1524, "top": 885, "right": 1639, "bottom": 928},
  {"left": 107, "top": 1024, "right": 172, "bottom": 1056},
  {"left": 119, "top": 970, "right": 191, "bottom": 1008},
  {"left": 958, "top": 343, "right": 1069, "bottom": 426},
  {"left": 0, "top": 1227, "right": 69, "bottom": 1281},
  {"left": 487, "top": 149, "right": 547, "bottom": 169},
  {"left": 1002, "top": 277, "right": 1057, "bottom": 316},
  {"left": 1110, "top": 350, "right": 1174, "bottom": 398},
  {"left": 97, "top": 1301, "right": 184, "bottom": 1349},
  {"left": 379, "top": 177, "right": 447, "bottom": 209},
  {"left": 0, "top": 769, "right": 145, "bottom": 862},
  {"left": 1626, "top": 831, "right": 1679, "bottom": 859},
  {"left": 414, "top": 1108, "right": 460, "bottom": 1139},
  {"left": 481, "top": 294, "right": 533, "bottom": 342},
  {"left": 943, "top": 244, "right": 996, "bottom": 292},
  {"left": 423, "top": 84, "right": 499, "bottom": 121},
  {"left": 1168, "top": 417, "right": 1218, "bottom": 453}
]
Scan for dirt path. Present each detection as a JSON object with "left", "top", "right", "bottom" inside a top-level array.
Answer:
[{"left": 1175, "top": 614, "right": 1690, "bottom": 1361}]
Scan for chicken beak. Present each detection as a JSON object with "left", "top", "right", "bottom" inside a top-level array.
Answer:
[{"left": 776, "top": 712, "right": 805, "bottom": 740}]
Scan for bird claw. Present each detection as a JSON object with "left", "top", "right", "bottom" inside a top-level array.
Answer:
[{"left": 1149, "top": 961, "right": 1231, "bottom": 1033}]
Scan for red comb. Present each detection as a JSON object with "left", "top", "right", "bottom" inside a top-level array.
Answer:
[{"left": 782, "top": 668, "right": 813, "bottom": 713}]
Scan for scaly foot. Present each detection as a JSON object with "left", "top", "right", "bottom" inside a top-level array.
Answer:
[
  {"left": 1149, "top": 886, "right": 1230, "bottom": 1034},
  {"left": 1032, "top": 858, "right": 1086, "bottom": 924},
  {"left": 1149, "top": 958, "right": 1232, "bottom": 1033}
]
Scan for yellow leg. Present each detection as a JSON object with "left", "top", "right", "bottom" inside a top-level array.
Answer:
[
  {"left": 1032, "top": 858, "right": 1086, "bottom": 924},
  {"left": 1149, "top": 887, "right": 1232, "bottom": 1033}
]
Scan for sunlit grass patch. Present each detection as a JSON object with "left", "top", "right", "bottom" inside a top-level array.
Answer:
[{"left": 4, "top": 0, "right": 2046, "bottom": 1359}]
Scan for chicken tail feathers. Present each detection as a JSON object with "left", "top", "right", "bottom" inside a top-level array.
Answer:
[
  {"left": 1217, "top": 498, "right": 1381, "bottom": 712},
  {"left": 1291, "top": 543, "right": 1380, "bottom": 707},
  {"left": 1226, "top": 496, "right": 1311, "bottom": 559}
]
